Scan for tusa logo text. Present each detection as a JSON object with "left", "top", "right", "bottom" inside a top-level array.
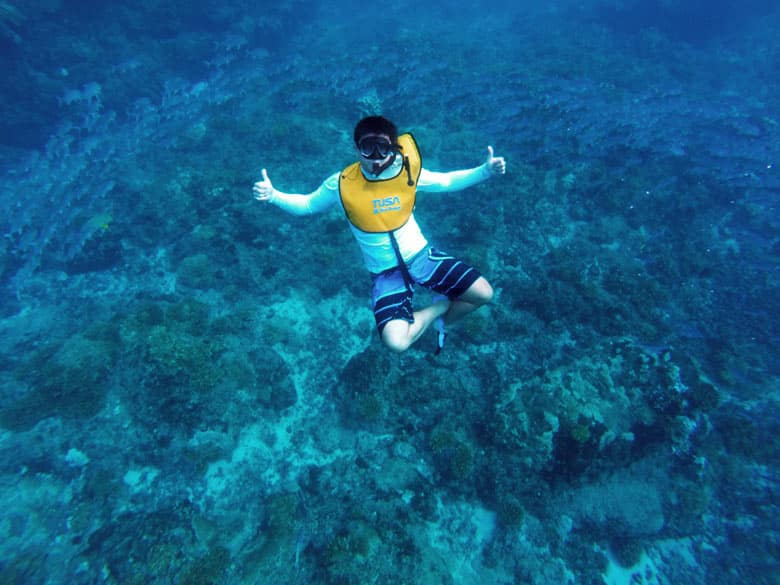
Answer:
[{"left": 372, "top": 196, "right": 402, "bottom": 214}]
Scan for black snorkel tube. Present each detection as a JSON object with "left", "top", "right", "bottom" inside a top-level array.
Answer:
[
  {"left": 370, "top": 151, "right": 398, "bottom": 176},
  {"left": 367, "top": 143, "right": 413, "bottom": 185}
]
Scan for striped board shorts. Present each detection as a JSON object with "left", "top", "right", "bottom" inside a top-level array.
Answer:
[{"left": 371, "top": 247, "right": 482, "bottom": 334}]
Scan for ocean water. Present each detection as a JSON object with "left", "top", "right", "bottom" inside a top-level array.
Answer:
[{"left": 0, "top": 0, "right": 778, "bottom": 583}]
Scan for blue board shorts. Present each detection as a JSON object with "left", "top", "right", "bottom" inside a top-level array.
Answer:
[{"left": 371, "top": 247, "right": 482, "bottom": 334}]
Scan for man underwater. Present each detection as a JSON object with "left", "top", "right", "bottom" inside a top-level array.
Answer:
[{"left": 253, "top": 115, "right": 506, "bottom": 353}]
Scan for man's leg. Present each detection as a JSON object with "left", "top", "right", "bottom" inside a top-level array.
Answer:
[
  {"left": 442, "top": 276, "right": 493, "bottom": 325},
  {"left": 373, "top": 267, "right": 449, "bottom": 353},
  {"left": 381, "top": 296, "right": 450, "bottom": 353}
]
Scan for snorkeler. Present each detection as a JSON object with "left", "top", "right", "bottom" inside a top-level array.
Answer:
[{"left": 253, "top": 115, "right": 506, "bottom": 353}]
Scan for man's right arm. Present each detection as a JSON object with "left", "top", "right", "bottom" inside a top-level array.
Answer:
[{"left": 253, "top": 169, "right": 339, "bottom": 216}]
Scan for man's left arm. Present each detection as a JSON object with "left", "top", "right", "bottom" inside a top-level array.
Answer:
[{"left": 418, "top": 146, "right": 506, "bottom": 193}]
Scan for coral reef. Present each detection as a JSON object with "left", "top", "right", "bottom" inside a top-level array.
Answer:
[{"left": 0, "top": 1, "right": 778, "bottom": 584}]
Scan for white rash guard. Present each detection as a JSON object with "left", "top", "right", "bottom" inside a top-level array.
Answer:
[{"left": 267, "top": 155, "right": 491, "bottom": 274}]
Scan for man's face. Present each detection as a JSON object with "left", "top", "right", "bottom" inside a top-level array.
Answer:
[{"left": 356, "top": 133, "right": 394, "bottom": 173}]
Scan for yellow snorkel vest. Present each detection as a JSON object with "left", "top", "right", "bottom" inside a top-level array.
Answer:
[{"left": 339, "top": 133, "right": 422, "bottom": 233}]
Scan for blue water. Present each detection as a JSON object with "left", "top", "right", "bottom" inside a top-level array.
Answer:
[{"left": 1, "top": 1, "right": 778, "bottom": 583}]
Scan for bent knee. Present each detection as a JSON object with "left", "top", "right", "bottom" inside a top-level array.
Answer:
[
  {"left": 479, "top": 280, "right": 495, "bottom": 304},
  {"left": 381, "top": 324, "right": 412, "bottom": 353},
  {"left": 467, "top": 277, "right": 494, "bottom": 306}
]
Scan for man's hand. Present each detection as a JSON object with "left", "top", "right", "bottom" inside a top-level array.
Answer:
[
  {"left": 253, "top": 168, "right": 274, "bottom": 201},
  {"left": 485, "top": 146, "right": 506, "bottom": 176}
]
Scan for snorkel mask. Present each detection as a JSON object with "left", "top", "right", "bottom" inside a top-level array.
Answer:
[
  {"left": 358, "top": 135, "right": 399, "bottom": 175},
  {"left": 358, "top": 136, "right": 395, "bottom": 159}
]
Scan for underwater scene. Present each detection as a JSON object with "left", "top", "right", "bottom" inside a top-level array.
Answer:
[{"left": 1, "top": 0, "right": 778, "bottom": 583}]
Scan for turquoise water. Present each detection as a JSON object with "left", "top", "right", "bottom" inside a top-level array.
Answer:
[{"left": 1, "top": 1, "right": 778, "bottom": 583}]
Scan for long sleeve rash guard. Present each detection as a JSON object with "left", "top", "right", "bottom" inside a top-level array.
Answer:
[{"left": 267, "top": 157, "right": 491, "bottom": 274}]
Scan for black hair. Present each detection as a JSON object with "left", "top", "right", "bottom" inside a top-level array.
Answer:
[{"left": 353, "top": 115, "right": 398, "bottom": 145}]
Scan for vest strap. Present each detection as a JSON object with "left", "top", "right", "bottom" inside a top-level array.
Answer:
[{"left": 388, "top": 231, "right": 414, "bottom": 292}]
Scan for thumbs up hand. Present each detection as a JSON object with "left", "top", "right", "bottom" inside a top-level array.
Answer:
[
  {"left": 485, "top": 146, "right": 506, "bottom": 176},
  {"left": 253, "top": 168, "right": 275, "bottom": 201}
]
